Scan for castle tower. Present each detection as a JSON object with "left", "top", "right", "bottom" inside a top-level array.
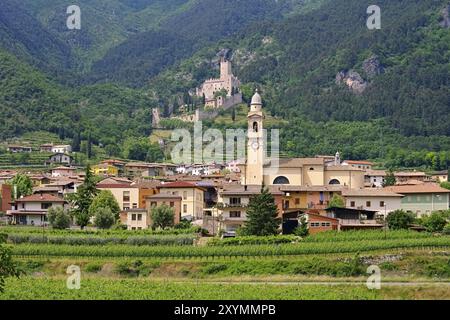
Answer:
[
  {"left": 220, "top": 57, "right": 232, "bottom": 80},
  {"left": 245, "top": 89, "right": 264, "bottom": 185}
]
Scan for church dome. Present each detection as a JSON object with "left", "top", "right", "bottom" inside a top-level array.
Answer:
[{"left": 251, "top": 89, "right": 262, "bottom": 105}]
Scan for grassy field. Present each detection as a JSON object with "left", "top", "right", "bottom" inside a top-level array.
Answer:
[{"left": 1, "top": 228, "right": 449, "bottom": 300}]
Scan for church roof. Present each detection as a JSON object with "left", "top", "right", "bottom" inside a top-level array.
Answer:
[{"left": 264, "top": 158, "right": 325, "bottom": 168}]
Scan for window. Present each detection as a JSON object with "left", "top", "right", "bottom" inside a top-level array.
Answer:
[
  {"left": 273, "top": 176, "right": 290, "bottom": 185},
  {"left": 131, "top": 214, "right": 136, "bottom": 221},
  {"left": 366, "top": 201, "right": 371, "bottom": 208},
  {"left": 183, "top": 191, "right": 188, "bottom": 200},
  {"left": 123, "top": 204, "right": 130, "bottom": 210},
  {"left": 230, "top": 211, "right": 241, "bottom": 218},
  {"left": 310, "top": 222, "right": 320, "bottom": 227},
  {"left": 329, "top": 179, "right": 341, "bottom": 185},
  {"left": 151, "top": 202, "right": 157, "bottom": 207},
  {"left": 253, "top": 121, "right": 259, "bottom": 133},
  {"left": 170, "top": 202, "right": 174, "bottom": 207},
  {"left": 123, "top": 191, "right": 130, "bottom": 202},
  {"left": 132, "top": 203, "right": 138, "bottom": 209},
  {"left": 350, "top": 201, "right": 355, "bottom": 207},
  {"left": 230, "top": 197, "right": 241, "bottom": 205},
  {"left": 309, "top": 167, "right": 315, "bottom": 171},
  {"left": 183, "top": 204, "right": 187, "bottom": 213},
  {"left": 137, "top": 214, "right": 142, "bottom": 221},
  {"left": 295, "top": 198, "right": 300, "bottom": 205},
  {"left": 41, "top": 203, "right": 52, "bottom": 210},
  {"left": 132, "top": 227, "right": 136, "bottom": 230},
  {"left": 380, "top": 201, "right": 385, "bottom": 207},
  {"left": 321, "top": 222, "right": 331, "bottom": 227}
]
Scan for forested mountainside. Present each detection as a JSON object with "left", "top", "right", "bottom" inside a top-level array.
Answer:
[{"left": 0, "top": 0, "right": 449, "bottom": 169}]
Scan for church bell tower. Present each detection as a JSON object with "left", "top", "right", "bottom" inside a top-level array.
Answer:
[{"left": 245, "top": 89, "right": 264, "bottom": 185}]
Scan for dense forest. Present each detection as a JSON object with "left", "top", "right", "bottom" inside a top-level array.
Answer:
[{"left": 0, "top": 0, "right": 449, "bottom": 168}]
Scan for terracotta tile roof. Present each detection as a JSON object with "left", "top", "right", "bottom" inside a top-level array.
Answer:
[
  {"left": 394, "top": 171, "right": 427, "bottom": 177},
  {"left": 344, "top": 160, "right": 374, "bottom": 165},
  {"left": 342, "top": 189, "right": 404, "bottom": 197},
  {"left": 265, "top": 157, "right": 325, "bottom": 168},
  {"left": 384, "top": 184, "right": 450, "bottom": 194},
  {"left": 159, "top": 181, "right": 203, "bottom": 189},
  {"left": 15, "top": 194, "right": 66, "bottom": 203}
]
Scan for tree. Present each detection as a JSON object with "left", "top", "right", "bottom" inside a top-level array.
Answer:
[
  {"left": 294, "top": 216, "right": 309, "bottom": 237},
  {"left": 328, "top": 194, "right": 345, "bottom": 208},
  {"left": 241, "top": 187, "right": 280, "bottom": 236},
  {"left": 94, "top": 207, "right": 116, "bottom": 229},
  {"left": 67, "top": 165, "right": 98, "bottom": 229},
  {"left": 441, "top": 181, "right": 450, "bottom": 190},
  {"left": 422, "top": 212, "right": 448, "bottom": 233},
  {"left": 89, "top": 190, "right": 120, "bottom": 220},
  {"left": 151, "top": 205, "right": 175, "bottom": 229},
  {"left": 47, "top": 207, "right": 71, "bottom": 229},
  {"left": 383, "top": 170, "right": 396, "bottom": 187},
  {"left": 86, "top": 131, "right": 93, "bottom": 159},
  {"left": 9, "top": 174, "right": 33, "bottom": 199},
  {"left": 386, "top": 210, "right": 414, "bottom": 230},
  {"left": 0, "top": 234, "right": 21, "bottom": 293}
]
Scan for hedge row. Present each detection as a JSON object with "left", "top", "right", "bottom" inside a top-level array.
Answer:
[{"left": 7, "top": 234, "right": 196, "bottom": 246}]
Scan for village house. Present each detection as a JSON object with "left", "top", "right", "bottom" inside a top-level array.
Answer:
[
  {"left": 92, "top": 163, "right": 119, "bottom": 177},
  {"left": 125, "top": 208, "right": 149, "bottom": 230},
  {"left": 364, "top": 170, "right": 387, "bottom": 188},
  {"left": 51, "top": 166, "right": 77, "bottom": 177},
  {"left": 7, "top": 194, "right": 68, "bottom": 226},
  {"left": 0, "top": 184, "right": 12, "bottom": 212},
  {"left": 384, "top": 184, "right": 450, "bottom": 217},
  {"left": 99, "top": 159, "right": 127, "bottom": 176},
  {"left": 51, "top": 145, "right": 72, "bottom": 154},
  {"left": 158, "top": 181, "right": 206, "bottom": 221},
  {"left": 217, "top": 185, "right": 284, "bottom": 236},
  {"left": 46, "top": 153, "right": 73, "bottom": 166},
  {"left": 341, "top": 189, "right": 404, "bottom": 217},
  {"left": 40, "top": 144, "right": 54, "bottom": 153},
  {"left": 298, "top": 212, "right": 339, "bottom": 234},
  {"left": 125, "top": 162, "right": 175, "bottom": 178},
  {"left": 394, "top": 171, "right": 430, "bottom": 184},
  {"left": 326, "top": 207, "right": 384, "bottom": 231},
  {"left": 7, "top": 145, "right": 32, "bottom": 153},
  {"left": 431, "top": 170, "right": 449, "bottom": 183},
  {"left": 342, "top": 160, "right": 374, "bottom": 170},
  {"left": 97, "top": 179, "right": 140, "bottom": 211}
]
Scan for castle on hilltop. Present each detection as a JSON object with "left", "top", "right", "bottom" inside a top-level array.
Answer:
[{"left": 196, "top": 57, "right": 242, "bottom": 109}]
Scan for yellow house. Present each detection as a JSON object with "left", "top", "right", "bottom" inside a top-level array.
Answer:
[
  {"left": 97, "top": 182, "right": 139, "bottom": 211},
  {"left": 92, "top": 164, "right": 119, "bottom": 177},
  {"left": 158, "top": 182, "right": 205, "bottom": 220}
]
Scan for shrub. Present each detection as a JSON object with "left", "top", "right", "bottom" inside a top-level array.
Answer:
[
  {"left": 94, "top": 207, "right": 116, "bottom": 229},
  {"left": 443, "top": 224, "right": 450, "bottom": 235},
  {"left": 151, "top": 205, "right": 175, "bottom": 229},
  {"left": 422, "top": 212, "right": 448, "bottom": 233},
  {"left": 47, "top": 207, "right": 71, "bottom": 230},
  {"left": 387, "top": 210, "right": 415, "bottom": 230},
  {"left": 84, "top": 263, "right": 103, "bottom": 273}
]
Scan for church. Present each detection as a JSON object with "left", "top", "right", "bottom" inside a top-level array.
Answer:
[{"left": 239, "top": 90, "right": 365, "bottom": 189}]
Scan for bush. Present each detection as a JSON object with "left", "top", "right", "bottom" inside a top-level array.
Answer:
[
  {"left": 387, "top": 210, "right": 415, "bottom": 230},
  {"left": 422, "top": 212, "right": 448, "bottom": 233},
  {"left": 94, "top": 207, "right": 116, "bottom": 229},
  {"left": 47, "top": 207, "right": 71, "bottom": 230},
  {"left": 443, "top": 224, "right": 450, "bottom": 235},
  {"left": 151, "top": 205, "right": 175, "bottom": 229},
  {"left": 84, "top": 263, "right": 103, "bottom": 273}
]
